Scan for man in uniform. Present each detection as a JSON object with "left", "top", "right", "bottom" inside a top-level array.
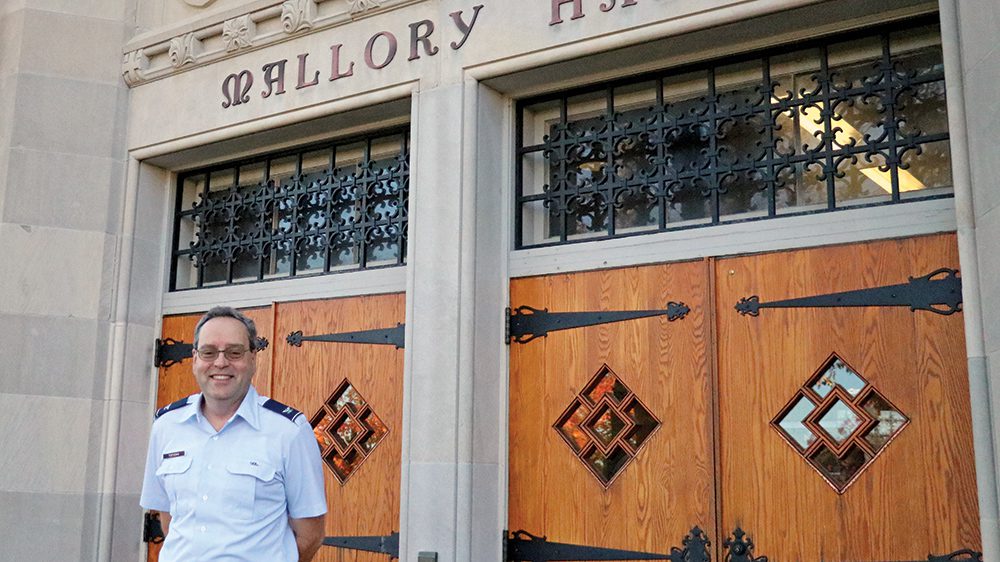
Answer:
[{"left": 141, "top": 306, "right": 327, "bottom": 561}]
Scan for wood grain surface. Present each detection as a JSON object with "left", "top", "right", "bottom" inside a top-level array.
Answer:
[
  {"left": 509, "top": 261, "right": 717, "bottom": 558},
  {"left": 271, "top": 294, "right": 405, "bottom": 562},
  {"left": 714, "top": 233, "right": 980, "bottom": 560}
]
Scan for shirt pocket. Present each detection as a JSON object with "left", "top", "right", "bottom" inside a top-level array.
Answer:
[
  {"left": 155, "top": 456, "right": 193, "bottom": 512},
  {"left": 224, "top": 460, "right": 280, "bottom": 521}
]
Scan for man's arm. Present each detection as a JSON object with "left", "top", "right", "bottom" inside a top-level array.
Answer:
[
  {"left": 289, "top": 515, "right": 325, "bottom": 562},
  {"left": 158, "top": 511, "right": 171, "bottom": 537}
]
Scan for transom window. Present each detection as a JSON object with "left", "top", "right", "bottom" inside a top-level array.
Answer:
[
  {"left": 171, "top": 129, "right": 409, "bottom": 290},
  {"left": 516, "top": 20, "right": 950, "bottom": 248}
]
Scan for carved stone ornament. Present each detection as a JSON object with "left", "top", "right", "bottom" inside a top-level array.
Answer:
[
  {"left": 222, "top": 15, "right": 255, "bottom": 52},
  {"left": 349, "top": 0, "right": 382, "bottom": 14},
  {"left": 168, "top": 33, "right": 200, "bottom": 68},
  {"left": 121, "top": 49, "right": 148, "bottom": 87},
  {"left": 281, "top": 0, "right": 316, "bottom": 33},
  {"left": 182, "top": 0, "right": 218, "bottom": 7}
]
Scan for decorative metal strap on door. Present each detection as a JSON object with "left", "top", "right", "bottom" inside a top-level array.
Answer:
[
  {"left": 505, "top": 526, "right": 769, "bottom": 562},
  {"left": 504, "top": 526, "right": 981, "bottom": 561},
  {"left": 286, "top": 324, "right": 405, "bottom": 349},
  {"left": 153, "top": 336, "right": 270, "bottom": 367},
  {"left": 323, "top": 532, "right": 399, "bottom": 559},
  {"left": 507, "top": 301, "right": 690, "bottom": 344},
  {"left": 735, "top": 269, "right": 962, "bottom": 316}
]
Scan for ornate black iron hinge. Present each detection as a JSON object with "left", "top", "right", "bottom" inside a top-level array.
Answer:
[
  {"left": 323, "top": 532, "right": 399, "bottom": 559},
  {"left": 736, "top": 268, "right": 962, "bottom": 317},
  {"left": 667, "top": 526, "right": 711, "bottom": 562},
  {"left": 286, "top": 324, "right": 405, "bottom": 349},
  {"left": 142, "top": 511, "right": 165, "bottom": 544},
  {"left": 153, "top": 337, "right": 270, "bottom": 367},
  {"left": 507, "top": 302, "right": 690, "bottom": 344},
  {"left": 925, "top": 550, "right": 984, "bottom": 562},
  {"left": 505, "top": 529, "right": 672, "bottom": 561},
  {"left": 722, "top": 528, "right": 766, "bottom": 562}
]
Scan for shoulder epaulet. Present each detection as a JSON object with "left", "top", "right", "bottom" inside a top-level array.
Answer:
[
  {"left": 154, "top": 397, "right": 192, "bottom": 420},
  {"left": 261, "top": 398, "right": 304, "bottom": 423}
]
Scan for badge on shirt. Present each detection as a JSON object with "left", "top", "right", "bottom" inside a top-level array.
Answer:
[{"left": 163, "top": 450, "right": 185, "bottom": 459}]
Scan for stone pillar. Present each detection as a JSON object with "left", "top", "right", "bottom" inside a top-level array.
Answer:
[
  {"left": 941, "top": 0, "right": 1000, "bottom": 558},
  {"left": 402, "top": 80, "right": 509, "bottom": 561},
  {"left": 0, "top": 1, "right": 143, "bottom": 561}
]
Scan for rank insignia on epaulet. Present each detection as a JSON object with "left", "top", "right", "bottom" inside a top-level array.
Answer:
[
  {"left": 262, "top": 399, "right": 303, "bottom": 423},
  {"left": 154, "top": 397, "right": 191, "bottom": 420}
]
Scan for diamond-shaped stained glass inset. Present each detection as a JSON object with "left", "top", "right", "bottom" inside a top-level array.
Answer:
[
  {"left": 773, "top": 353, "right": 909, "bottom": 494},
  {"left": 324, "top": 447, "right": 363, "bottom": 483},
  {"left": 310, "top": 378, "right": 389, "bottom": 485},
  {"left": 555, "top": 400, "right": 592, "bottom": 453},
  {"left": 330, "top": 382, "right": 367, "bottom": 412},
  {"left": 553, "top": 364, "right": 660, "bottom": 488},
  {"left": 815, "top": 398, "right": 864, "bottom": 445},
  {"left": 310, "top": 410, "right": 336, "bottom": 450},
  {"left": 583, "top": 367, "right": 630, "bottom": 405},
  {"left": 331, "top": 413, "right": 365, "bottom": 450},
  {"left": 775, "top": 394, "right": 818, "bottom": 450},
  {"left": 809, "top": 443, "right": 872, "bottom": 490},
  {"left": 358, "top": 411, "right": 388, "bottom": 454},
  {"left": 585, "top": 404, "right": 629, "bottom": 447},
  {"left": 622, "top": 398, "right": 660, "bottom": 450},
  {"left": 583, "top": 444, "right": 631, "bottom": 485},
  {"left": 860, "top": 391, "right": 908, "bottom": 450},
  {"left": 810, "top": 357, "right": 867, "bottom": 398}
]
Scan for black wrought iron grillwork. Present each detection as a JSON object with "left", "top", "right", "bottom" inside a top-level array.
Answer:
[
  {"left": 171, "top": 129, "right": 409, "bottom": 290},
  {"left": 516, "top": 19, "right": 951, "bottom": 248}
]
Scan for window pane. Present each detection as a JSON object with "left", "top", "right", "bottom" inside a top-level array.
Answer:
[{"left": 171, "top": 130, "right": 409, "bottom": 290}]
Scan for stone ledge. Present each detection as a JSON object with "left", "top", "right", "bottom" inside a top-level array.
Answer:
[{"left": 122, "top": 0, "right": 423, "bottom": 87}]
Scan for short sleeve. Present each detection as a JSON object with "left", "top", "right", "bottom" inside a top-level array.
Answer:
[
  {"left": 284, "top": 421, "right": 328, "bottom": 519},
  {"left": 139, "top": 423, "right": 170, "bottom": 512}
]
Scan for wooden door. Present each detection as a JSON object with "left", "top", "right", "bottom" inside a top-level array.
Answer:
[
  {"left": 271, "top": 294, "right": 404, "bottom": 562},
  {"left": 715, "top": 234, "right": 980, "bottom": 560},
  {"left": 508, "top": 261, "right": 716, "bottom": 556},
  {"left": 149, "top": 306, "right": 275, "bottom": 562}
]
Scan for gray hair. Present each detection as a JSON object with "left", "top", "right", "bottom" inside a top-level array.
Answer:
[{"left": 193, "top": 306, "right": 259, "bottom": 351}]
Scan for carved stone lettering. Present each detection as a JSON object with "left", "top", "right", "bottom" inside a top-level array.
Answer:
[
  {"left": 329, "top": 44, "right": 356, "bottom": 81},
  {"left": 296, "top": 53, "right": 320, "bottom": 89},
  {"left": 449, "top": 5, "right": 484, "bottom": 50},
  {"left": 261, "top": 60, "right": 287, "bottom": 98},
  {"left": 364, "top": 31, "right": 398, "bottom": 70},
  {"left": 222, "top": 69, "right": 253, "bottom": 108},
  {"left": 550, "top": 0, "right": 584, "bottom": 25},
  {"left": 599, "top": 0, "right": 638, "bottom": 11},
  {"left": 408, "top": 20, "right": 439, "bottom": 61}
]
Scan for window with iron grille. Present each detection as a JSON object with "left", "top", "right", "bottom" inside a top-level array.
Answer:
[
  {"left": 516, "top": 19, "right": 951, "bottom": 248},
  {"left": 171, "top": 129, "right": 409, "bottom": 290}
]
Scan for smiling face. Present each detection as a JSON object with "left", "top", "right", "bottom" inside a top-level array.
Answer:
[{"left": 192, "top": 316, "right": 256, "bottom": 411}]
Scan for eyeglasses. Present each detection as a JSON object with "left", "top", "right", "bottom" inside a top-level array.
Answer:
[{"left": 194, "top": 346, "right": 252, "bottom": 362}]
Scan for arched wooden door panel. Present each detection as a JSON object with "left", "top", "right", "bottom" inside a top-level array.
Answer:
[
  {"left": 271, "top": 294, "right": 404, "bottom": 562},
  {"left": 508, "top": 261, "right": 717, "bottom": 559},
  {"left": 715, "top": 234, "right": 980, "bottom": 560}
]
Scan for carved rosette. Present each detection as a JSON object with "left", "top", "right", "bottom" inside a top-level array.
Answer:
[
  {"left": 222, "top": 15, "right": 255, "bottom": 52},
  {"left": 168, "top": 33, "right": 201, "bottom": 68},
  {"left": 349, "top": 0, "right": 383, "bottom": 14},
  {"left": 281, "top": 0, "right": 316, "bottom": 33},
  {"left": 121, "top": 49, "right": 148, "bottom": 87}
]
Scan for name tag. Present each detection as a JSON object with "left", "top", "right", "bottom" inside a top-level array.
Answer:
[{"left": 163, "top": 450, "right": 185, "bottom": 459}]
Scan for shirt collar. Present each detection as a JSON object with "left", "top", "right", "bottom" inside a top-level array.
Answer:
[{"left": 178, "top": 387, "right": 261, "bottom": 431}]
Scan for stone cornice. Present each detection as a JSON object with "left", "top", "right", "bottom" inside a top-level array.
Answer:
[{"left": 122, "top": 0, "right": 423, "bottom": 87}]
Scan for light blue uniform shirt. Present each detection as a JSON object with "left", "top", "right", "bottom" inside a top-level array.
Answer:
[{"left": 140, "top": 386, "right": 327, "bottom": 562}]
